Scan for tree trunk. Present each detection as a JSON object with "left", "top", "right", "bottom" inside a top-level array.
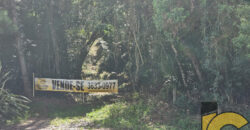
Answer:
[
  {"left": 171, "top": 44, "right": 190, "bottom": 98},
  {"left": 75, "top": 31, "right": 101, "bottom": 78},
  {"left": 184, "top": 48, "right": 204, "bottom": 84},
  {"left": 11, "top": 0, "right": 31, "bottom": 97},
  {"left": 190, "top": 0, "right": 195, "bottom": 12},
  {"left": 171, "top": 44, "right": 188, "bottom": 88},
  {"left": 173, "top": 86, "right": 176, "bottom": 104},
  {"left": 48, "top": 0, "right": 60, "bottom": 76}
]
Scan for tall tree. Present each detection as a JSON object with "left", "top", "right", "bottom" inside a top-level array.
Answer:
[
  {"left": 10, "top": 0, "right": 31, "bottom": 97},
  {"left": 48, "top": 0, "right": 60, "bottom": 76}
]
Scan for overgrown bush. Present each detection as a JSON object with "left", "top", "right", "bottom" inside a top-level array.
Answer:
[
  {"left": 0, "top": 63, "right": 31, "bottom": 125},
  {"left": 0, "top": 88, "right": 31, "bottom": 125}
]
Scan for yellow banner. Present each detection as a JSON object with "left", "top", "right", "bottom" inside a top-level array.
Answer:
[{"left": 34, "top": 78, "right": 118, "bottom": 93}]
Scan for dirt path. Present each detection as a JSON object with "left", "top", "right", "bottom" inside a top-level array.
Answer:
[
  {"left": 3, "top": 118, "right": 50, "bottom": 130},
  {"left": 3, "top": 117, "right": 110, "bottom": 130},
  {"left": 2, "top": 96, "right": 117, "bottom": 130}
]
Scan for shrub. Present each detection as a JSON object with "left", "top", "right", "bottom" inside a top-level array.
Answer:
[{"left": 0, "top": 63, "right": 31, "bottom": 125}]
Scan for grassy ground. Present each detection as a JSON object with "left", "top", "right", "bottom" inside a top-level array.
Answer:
[
  {"left": 3, "top": 94, "right": 200, "bottom": 129},
  {"left": 24, "top": 94, "right": 198, "bottom": 129},
  {"left": 4, "top": 93, "right": 250, "bottom": 130}
]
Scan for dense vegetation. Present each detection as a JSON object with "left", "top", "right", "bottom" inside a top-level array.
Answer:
[{"left": 0, "top": 0, "right": 250, "bottom": 129}]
